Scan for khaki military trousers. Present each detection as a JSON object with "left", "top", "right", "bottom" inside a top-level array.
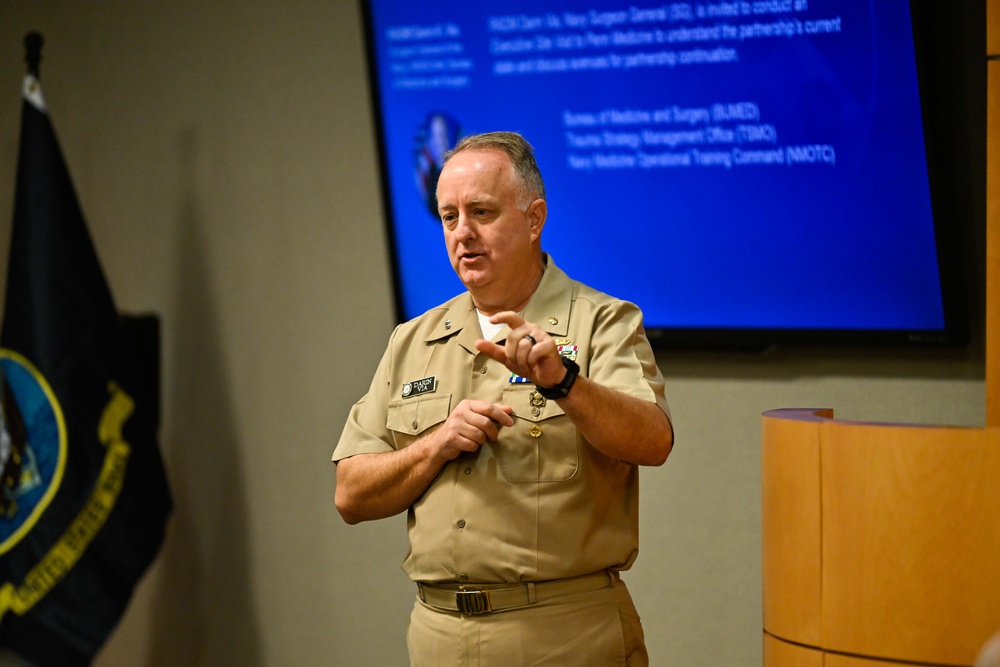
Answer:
[{"left": 407, "top": 575, "right": 648, "bottom": 666}]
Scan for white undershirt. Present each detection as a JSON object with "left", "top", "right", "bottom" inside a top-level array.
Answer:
[{"left": 477, "top": 310, "right": 505, "bottom": 341}]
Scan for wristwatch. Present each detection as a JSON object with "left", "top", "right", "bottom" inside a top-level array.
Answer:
[{"left": 535, "top": 356, "right": 580, "bottom": 400}]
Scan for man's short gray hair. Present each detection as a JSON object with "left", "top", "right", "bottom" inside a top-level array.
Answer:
[{"left": 443, "top": 131, "right": 546, "bottom": 210}]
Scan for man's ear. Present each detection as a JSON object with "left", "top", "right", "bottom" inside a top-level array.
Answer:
[{"left": 526, "top": 198, "right": 547, "bottom": 241}]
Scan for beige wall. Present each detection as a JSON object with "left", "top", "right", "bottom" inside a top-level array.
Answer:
[{"left": 0, "top": 2, "right": 985, "bottom": 665}]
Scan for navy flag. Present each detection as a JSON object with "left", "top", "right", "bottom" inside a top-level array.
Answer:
[{"left": 0, "top": 61, "right": 172, "bottom": 665}]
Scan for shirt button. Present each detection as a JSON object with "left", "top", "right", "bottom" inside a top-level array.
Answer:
[
  {"left": 411, "top": 420, "right": 418, "bottom": 430},
  {"left": 457, "top": 519, "right": 466, "bottom": 529},
  {"left": 459, "top": 573, "right": 469, "bottom": 582},
  {"left": 479, "top": 365, "right": 488, "bottom": 374},
  {"left": 464, "top": 467, "right": 472, "bottom": 475}
]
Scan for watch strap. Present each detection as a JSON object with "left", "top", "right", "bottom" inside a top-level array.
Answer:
[{"left": 535, "top": 356, "right": 580, "bottom": 400}]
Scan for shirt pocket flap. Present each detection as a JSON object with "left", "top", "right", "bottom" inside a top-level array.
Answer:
[{"left": 386, "top": 394, "right": 452, "bottom": 436}]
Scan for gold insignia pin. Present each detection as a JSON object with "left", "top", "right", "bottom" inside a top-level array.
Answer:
[
  {"left": 547, "top": 317, "right": 559, "bottom": 325},
  {"left": 529, "top": 425, "right": 542, "bottom": 438},
  {"left": 529, "top": 390, "right": 546, "bottom": 408}
]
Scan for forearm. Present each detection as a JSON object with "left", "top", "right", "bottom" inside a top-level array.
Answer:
[
  {"left": 335, "top": 396, "right": 514, "bottom": 524},
  {"left": 474, "top": 308, "right": 672, "bottom": 465},
  {"left": 557, "top": 375, "right": 673, "bottom": 466},
  {"left": 335, "top": 436, "right": 447, "bottom": 524}
]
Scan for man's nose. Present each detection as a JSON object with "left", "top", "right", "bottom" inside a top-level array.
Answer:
[{"left": 454, "top": 215, "right": 476, "bottom": 241}]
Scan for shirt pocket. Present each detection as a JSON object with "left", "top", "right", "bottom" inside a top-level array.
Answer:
[
  {"left": 497, "top": 386, "right": 579, "bottom": 483},
  {"left": 386, "top": 394, "right": 452, "bottom": 449}
]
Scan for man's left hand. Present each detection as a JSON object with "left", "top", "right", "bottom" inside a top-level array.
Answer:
[{"left": 474, "top": 311, "right": 567, "bottom": 389}]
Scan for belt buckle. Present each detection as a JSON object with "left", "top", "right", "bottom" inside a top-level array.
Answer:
[{"left": 455, "top": 589, "right": 492, "bottom": 615}]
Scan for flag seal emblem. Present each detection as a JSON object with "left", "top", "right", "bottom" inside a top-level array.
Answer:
[{"left": 0, "top": 349, "right": 67, "bottom": 556}]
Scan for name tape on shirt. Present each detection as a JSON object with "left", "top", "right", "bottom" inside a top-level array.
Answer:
[{"left": 402, "top": 376, "right": 436, "bottom": 398}]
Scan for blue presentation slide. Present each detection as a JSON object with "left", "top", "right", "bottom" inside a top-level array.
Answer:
[{"left": 366, "top": 0, "right": 944, "bottom": 335}]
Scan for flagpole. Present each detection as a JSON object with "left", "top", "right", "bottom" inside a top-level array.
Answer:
[{"left": 24, "top": 32, "right": 43, "bottom": 78}]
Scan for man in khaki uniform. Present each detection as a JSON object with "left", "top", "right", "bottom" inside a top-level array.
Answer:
[{"left": 333, "top": 131, "right": 673, "bottom": 666}]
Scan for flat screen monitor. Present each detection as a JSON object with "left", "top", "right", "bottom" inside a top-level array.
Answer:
[{"left": 360, "top": 0, "right": 974, "bottom": 349}]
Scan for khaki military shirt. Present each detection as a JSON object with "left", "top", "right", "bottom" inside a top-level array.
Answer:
[{"left": 333, "top": 257, "right": 670, "bottom": 584}]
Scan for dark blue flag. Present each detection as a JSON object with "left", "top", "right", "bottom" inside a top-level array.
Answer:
[{"left": 0, "top": 69, "right": 171, "bottom": 666}]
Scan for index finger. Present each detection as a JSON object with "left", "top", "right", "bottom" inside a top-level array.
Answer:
[
  {"left": 487, "top": 310, "right": 525, "bottom": 329},
  {"left": 474, "top": 401, "right": 515, "bottom": 427},
  {"left": 474, "top": 338, "right": 507, "bottom": 364}
]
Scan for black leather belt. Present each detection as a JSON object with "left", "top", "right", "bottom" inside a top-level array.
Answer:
[{"left": 416, "top": 570, "right": 615, "bottom": 615}]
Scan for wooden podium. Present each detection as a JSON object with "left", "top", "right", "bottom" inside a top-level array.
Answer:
[
  {"left": 762, "top": 409, "right": 1000, "bottom": 666},
  {"left": 762, "top": 4, "right": 1000, "bottom": 665}
]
